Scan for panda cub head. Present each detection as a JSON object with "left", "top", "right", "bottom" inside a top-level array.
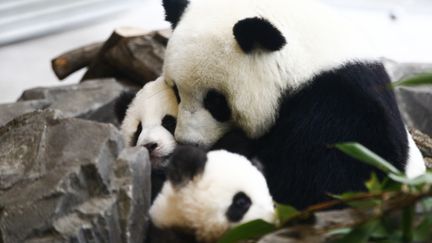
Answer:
[
  {"left": 121, "top": 77, "right": 179, "bottom": 164},
  {"left": 162, "top": 0, "right": 373, "bottom": 147},
  {"left": 149, "top": 145, "right": 275, "bottom": 242}
]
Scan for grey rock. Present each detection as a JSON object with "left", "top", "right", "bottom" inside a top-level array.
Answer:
[
  {"left": 0, "top": 99, "right": 50, "bottom": 127},
  {"left": 383, "top": 58, "right": 432, "bottom": 82},
  {"left": 18, "top": 79, "right": 128, "bottom": 125},
  {"left": 396, "top": 86, "right": 432, "bottom": 136},
  {"left": 113, "top": 147, "right": 152, "bottom": 243},
  {"left": 0, "top": 109, "right": 145, "bottom": 243}
]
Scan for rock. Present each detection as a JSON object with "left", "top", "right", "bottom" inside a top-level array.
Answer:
[
  {"left": 383, "top": 58, "right": 432, "bottom": 82},
  {"left": 18, "top": 79, "right": 129, "bottom": 125},
  {"left": 396, "top": 86, "right": 432, "bottom": 136},
  {"left": 0, "top": 100, "right": 50, "bottom": 127},
  {"left": 0, "top": 110, "right": 152, "bottom": 243},
  {"left": 113, "top": 147, "right": 152, "bottom": 243}
]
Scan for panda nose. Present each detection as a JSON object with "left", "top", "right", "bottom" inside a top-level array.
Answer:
[{"left": 144, "top": 143, "right": 158, "bottom": 153}]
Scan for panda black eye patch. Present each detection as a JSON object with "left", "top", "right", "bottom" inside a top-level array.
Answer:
[
  {"left": 172, "top": 84, "right": 181, "bottom": 103},
  {"left": 132, "top": 123, "right": 143, "bottom": 146},
  {"left": 162, "top": 115, "right": 177, "bottom": 135},
  {"left": 226, "top": 192, "right": 252, "bottom": 222},
  {"left": 204, "top": 89, "right": 231, "bottom": 122}
]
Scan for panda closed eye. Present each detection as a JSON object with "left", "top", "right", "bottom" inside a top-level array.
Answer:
[
  {"left": 204, "top": 89, "right": 231, "bottom": 122},
  {"left": 162, "top": 115, "right": 177, "bottom": 135},
  {"left": 226, "top": 192, "right": 252, "bottom": 222}
]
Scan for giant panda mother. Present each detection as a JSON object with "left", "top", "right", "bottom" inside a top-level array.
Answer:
[{"left": 161, "top": 0, "right": 424, "bottom": 208}]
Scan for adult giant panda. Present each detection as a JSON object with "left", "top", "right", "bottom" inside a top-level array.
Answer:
[
  {"left": 149, "top": 145, "right": 275, "bottom": 243},
  {"left": 161, "top": 0, "right": 426, "bottom": 208}
]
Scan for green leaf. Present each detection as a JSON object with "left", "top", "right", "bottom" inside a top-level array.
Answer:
[
  {"left": 275, "top": 203, "right": 299, "bottom": 225},
  {"left": 335, "top": 143, "right": 401, "bottom": 175},
  {"left": 389, "top": 172, "right": 432, "bottom": 186},
  {"left": 402, "top": 205, "right": 415, "bottom": 243},
  {"left": 335, "top": 220, "right": 379, "bottom": 243},
  {"left": 413, "top": 215, "right": 432, "bottom": 241},
  {"left": 217, "top": 220, "right": 276, "bottom": 243},
  {"left": 392, "top": 73, "right": 432, "bottom": 87},
  {"left": 365, "top": 173, "right": 382, "bottom": 193},
  {"left": 332, "top": 192, "right": 381, "bottom": 208}
]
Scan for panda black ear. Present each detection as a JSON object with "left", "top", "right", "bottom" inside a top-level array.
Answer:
[
  {"left": 162, "top": 0, "right": 190, "bottom": 28},
  {"left": 233, "top": 17, "right": 286, "bottom": 53},
  {"left": 167, "top": 145, "right": 207, "bottom": 186},
  {"left": 114, "top": 91, "right": 137, "bottom": 123}
]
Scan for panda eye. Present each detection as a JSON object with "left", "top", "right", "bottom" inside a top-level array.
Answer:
[
  {"left": 226, "top": 192, "right": 252, "bottom": 222},
  {"left": 131, "top": 123, "right": 142, "bottom": 146},
  {"left": 172, "top": 84, "right": 181, "bottom": 103},
  {"left": 162, "top": 115, "right": 177, "bottom": 135},
  {"left": 204, "top": 89, "right": 231, "bottom": 122}
]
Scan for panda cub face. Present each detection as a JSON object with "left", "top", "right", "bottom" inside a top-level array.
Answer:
[
  {"left": 149, "top": 146, "right": 275, "bottom": 242},
  {"left": 121, "top": 77, "right": 179, "bottom": 164},
  {"left": 162, "top": 0, "right": 373, "bottom": 147}
]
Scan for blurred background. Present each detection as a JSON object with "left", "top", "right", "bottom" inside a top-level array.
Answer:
[{"left": 0, "top": 0, "right": 431, "bottom": 103}]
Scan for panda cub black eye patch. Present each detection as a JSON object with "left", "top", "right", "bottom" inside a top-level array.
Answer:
[
  {"left": 162, "top": 115, "right": 177, "bottom": 135},
  {"left": 172, "top": 84, "right": 181, "bottom": 103},
  {"left": 204, "top": 89, "right": 231, "bottom": 122},
  {"left": 132, "top": 123, "right": 143, "bottom": 146},
  {"left": 226, "top": 192, "right": 252, "bottom": 222}
]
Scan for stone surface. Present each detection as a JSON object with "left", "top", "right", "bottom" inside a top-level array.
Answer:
[
  {"left": 383, "top": 58, "right": 432, "bottom": 82},
  {"left": 0, "top": 110, "right": 152, "bottom": 243},
  {"left": 0, "top": 99, "right": 50, "bottom": 127},
  {"left": 396, "top": 86, "right": 432, "bottom": 136},
  {"left": 18, "top": 79, "right": 129, "bottom": 125}
]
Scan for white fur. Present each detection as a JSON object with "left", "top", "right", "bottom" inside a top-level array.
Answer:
[
  {"left": 121, "top": 77, "right": 178, "bottom": 158},
  {"left": 149, "top": 150, "right": 275, "bottom": 242},
  {"left": 405, "top": 129, "right": 426, "bottom": 178},
  {"left": 163, "top": 0, "right": 375, "bottom": 147}
]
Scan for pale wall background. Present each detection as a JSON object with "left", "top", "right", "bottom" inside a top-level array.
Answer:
[{"left": 0, "top": 0, "right": 432, "bottom": 103}]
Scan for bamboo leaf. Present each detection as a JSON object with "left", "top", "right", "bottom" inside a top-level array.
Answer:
[
  {"left": 392, "top": 73, "right": 432, "bottom": 87},
  {"left": 218, "top": 220, "right": 276, "bottom": 243},
  {"left": 275, "top": 203, "right": 299, "bottom": 225},
  {"left": 335, "top": 143, "right": 401, "bottom": 175},
  {"left": 335, "top": 220, "right": 379, "bottom": 243}
]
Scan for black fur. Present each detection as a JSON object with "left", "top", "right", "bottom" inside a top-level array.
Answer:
[
  {"left": 162, "top": 115, "right": 177, "bottom": 135},
  {"left": 204, "top": 89, "right": 231, "bottom": 122},
  {"left": 162, "top": 0, "right": 190, "bottom": 28},
  {"left": 226, "top": 192, "right": 252, "bottom": 222},
  {"left": 217, "top": 62, "right": 408, "bottom": 209},
  {"left": 173, "top": 84, "right": 181, "bottom": 103},
  {"left": 167, "top": 145, "right": 207, "bottom": 186},
  {"left": 132, "top": 123, "right": 143, "bottom": 146},
  {"left": 212, "top": 129, "right": 255, "bottom": 158},
  {"left": 114, "top": 91, "right": 137, "bottom": 123},
  {"left": 233, "top": 17, "right": 286, "bottom": 53}
]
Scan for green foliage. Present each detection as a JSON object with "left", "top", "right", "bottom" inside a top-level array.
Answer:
[
  {"left": 334, "top": 143, "right": 401, "bottom": 175},
  {"left": 275, "top": 203, "right": 299, "bottom": 225},
  {"left": 217, "top": 220, "right": 276, "bottom": 243},
  {"left": 392, "top": 73, "right": 432, "bottom": 87}
]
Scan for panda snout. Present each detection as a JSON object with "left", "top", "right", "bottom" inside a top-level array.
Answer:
[{"left": 144, "top": 142, "right": 158, "bottom": 153}]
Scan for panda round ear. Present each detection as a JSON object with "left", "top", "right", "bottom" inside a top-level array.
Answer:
[
  {"left": 162, "top": 0, "right": 190, "bottom": 28},
  {"left": 167, "top": 145, "right": 207, "bottom": 187},
  {"left": 233, "top": 17, "right": 286, "bottom": 53}
]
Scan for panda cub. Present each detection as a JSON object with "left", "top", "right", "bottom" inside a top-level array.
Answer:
[
  {"left": 120, "top": 77, "right": 179, "bottom": 166},
  {"left": 149, "top": 146, "right": 275, "bottom": 243},
  {"left": 161, "top": 0, "right": 426, "bottom": 209}
]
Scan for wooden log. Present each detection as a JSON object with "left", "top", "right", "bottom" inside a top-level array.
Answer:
[
  {"left": 51, "top": 42, "right": 102, "bottom": 80},
  {"left": 81, "top": 27, "right": 167, "bottom": 86}
]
